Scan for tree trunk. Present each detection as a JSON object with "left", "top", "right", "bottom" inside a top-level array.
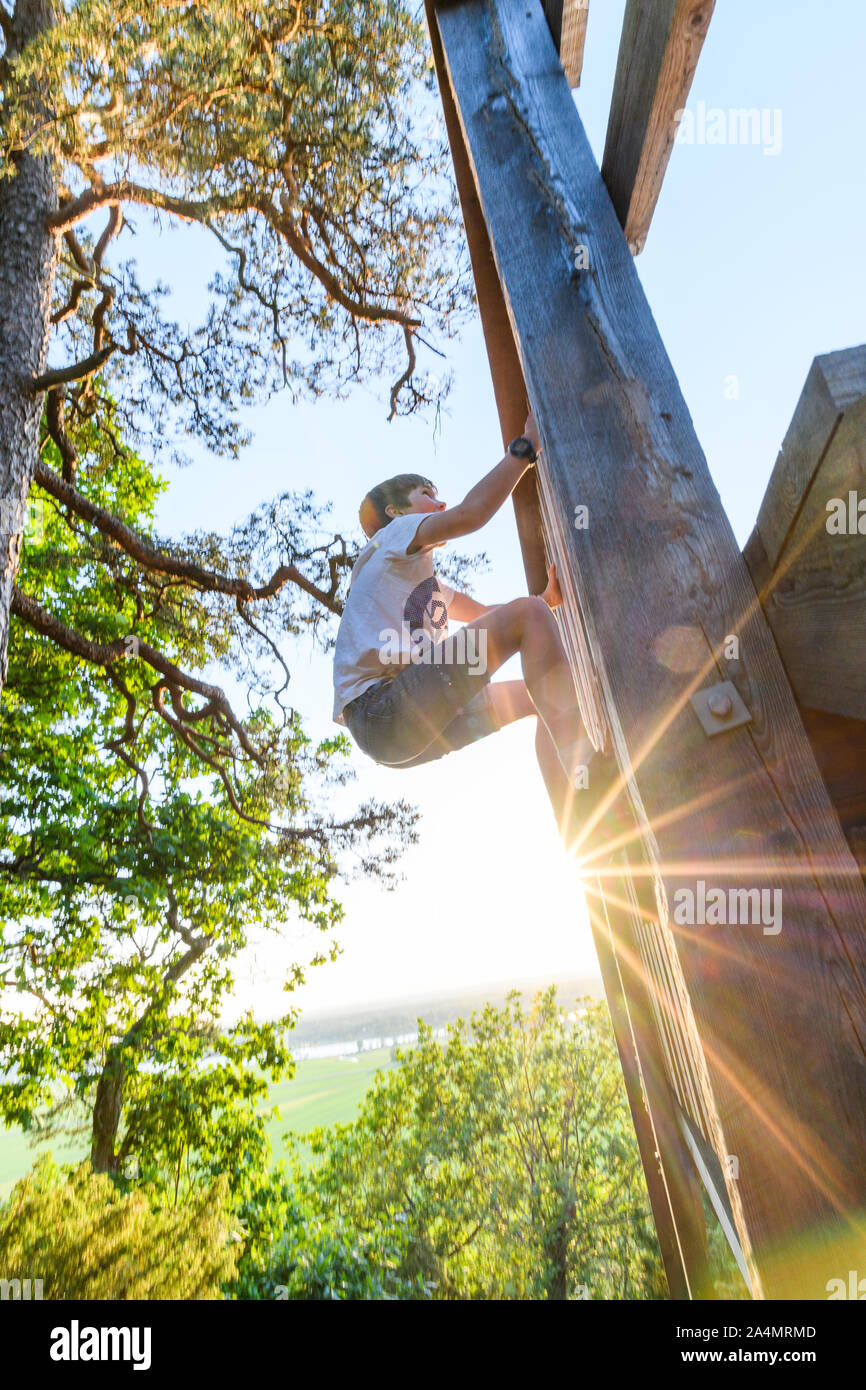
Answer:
[
  {"left": 0, "top": 0, "right": 59, "bottom": 694},
  {"left": 91, "top": 1051, "right": 125, "bottom": 1173},
  {"left": 548, "top": 1219, "right": 570, "bottom": 1301},
  {"left": 89, "top": 928, "right": 213, "bottom": 1172},
  {"left": 543, "top": 1192, "right": 575, "bottom": 1300}
]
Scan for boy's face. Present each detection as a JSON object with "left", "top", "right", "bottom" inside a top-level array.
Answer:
[{"left": 386, "top": 483, "right": 446, "bottom": 521}]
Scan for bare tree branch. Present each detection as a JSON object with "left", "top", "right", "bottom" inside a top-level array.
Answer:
[
  {"left": 33, "top": 344, "right": 116, "bottom": 392},
  {"left": 51, "top": 277, "right": 89, "bottom": 325},
  {"left": 52, "top": 183, "right": 424, "bottom": 332},
  {"left": 10, "top": 584, "right": 261, "bottom": 762},
  {"left": 0, "top": 5, "right": 14, "bottom": 48},
  {"left": 266, "top": 200, "right": 422, "bottom": 332},
  {"left": 47, "top": 180, "right": 241, "bottom": 232},
  {"left": 93, "top": 204, "right": 123, "bottom": 268},
  {"left": 48, "top": 185, "right": 426, "bottom": 415},
  {"left": 45, "top": 391, "right": 78, "bottom": 481},
  {"left": 206, "top": 218, "right": 291, "bottom": 388},
  {"left": 388, "top": 326, "right": 417, "bottom": 422},
  {"left": 32, "top": 460, "right": 345, "bottom": 614}
]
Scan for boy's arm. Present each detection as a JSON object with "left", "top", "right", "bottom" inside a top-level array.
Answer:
[
  {"left": 407, "top": 413, "right": 540, "bottom": 554},
  {"left": 448, "top": 565, "right": 561, "bottom": 623}
]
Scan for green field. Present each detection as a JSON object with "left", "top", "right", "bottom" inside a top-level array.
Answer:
[
  {"left": 0, "top": 1047, "right": 394, "bottom": 1200},
  {"left": 262, "top": 1048, "right": 394, "bottom": 1168}
]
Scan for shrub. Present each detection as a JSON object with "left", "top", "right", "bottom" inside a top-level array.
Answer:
[{"left": 0, "top": 1156, "right": 239, "bottom": 1299}]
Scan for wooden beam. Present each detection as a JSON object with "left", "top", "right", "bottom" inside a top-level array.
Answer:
[
  {"left": 797, "top": 706, "right": 866, "bottom": 874},
  {"left": 746, "top": 346, "right": 866, "bottom": 720},
  {"left": 541, "top": 0, "right": 589, "bottom": 88},
  {"left": 433, "top": 0, "right": 866, "bottom": 1299},
  {"left": 588, "top": 852, "right": 715, "bottom": 1300},
  {"left": 752, "top": 346, "right": 866, "bottom": 572},
  {"left": 743, "top": 346, "right": 866, "bottom": 872},
  {"left": 601, "top": 0, "right": 715, "bottom": 253},
  {"left": 424, "top": 0, "right": 548, "bottom": 594}
]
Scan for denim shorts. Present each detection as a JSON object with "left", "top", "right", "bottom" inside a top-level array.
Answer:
[{"left": 342, "top": 638, "right": 498, "bottom": 768}]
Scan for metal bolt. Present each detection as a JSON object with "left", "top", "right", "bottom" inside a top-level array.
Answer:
[
  {"left": 707, "top": 691, "right": 733, "bottom": 719},
  {"left": 690, "top": 679, "right": 751, "bottom": 738}
]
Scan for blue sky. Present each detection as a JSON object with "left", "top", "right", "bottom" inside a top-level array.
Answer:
[{"left": 129, "top": 0, "right": 866, "bottom": 1019}]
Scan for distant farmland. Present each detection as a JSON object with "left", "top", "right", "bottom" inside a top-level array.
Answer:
[
  {"left": 0, "top": 977, "right": 602, "bottom": 1197},
  {"left": 263, "top": 1047, "right": 394, "bottom": 1167}
]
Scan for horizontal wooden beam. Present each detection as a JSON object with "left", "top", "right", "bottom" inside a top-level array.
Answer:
[
  {"left": 601, "top": 0, "right": 715, "bottom": 253},
  {"left": 434, "top": 0, "right": 866, "bottom": 1299},
  {"left": 541, "top": 0, "right": 589, "bottom": 87}
]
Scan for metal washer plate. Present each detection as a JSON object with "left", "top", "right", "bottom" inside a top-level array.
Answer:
[{"left": 690, "top": 679, "right": 752, "bottom": 737}]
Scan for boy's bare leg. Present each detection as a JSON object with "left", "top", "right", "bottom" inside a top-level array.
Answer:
[
  {"left": 482, "top": 672, "right": 631, "bottom": 858},
  {"left": 534, "top": 715, "right": 582, "bottom": 840},
  {"left": 461, "top": 597, "right": 592, "bottom": 783},
  {"left": 483, "top": 680, "right": 585, "bottom": 844},
  {"left": 481, "top": 679, "right": 535, "bottom": 727}
]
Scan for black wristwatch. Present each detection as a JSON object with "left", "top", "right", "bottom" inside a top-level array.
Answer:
[{"left": 508, "top": 435, "right": 538, "bottom": 464}]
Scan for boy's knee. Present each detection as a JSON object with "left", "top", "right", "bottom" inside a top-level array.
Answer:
[{"left": 511, "top": 594, "right": 553, "bottom": 629}]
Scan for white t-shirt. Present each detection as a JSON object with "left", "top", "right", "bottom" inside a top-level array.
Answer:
[{"left": 332, "top": 514, "right": 456, "bottom": 723}]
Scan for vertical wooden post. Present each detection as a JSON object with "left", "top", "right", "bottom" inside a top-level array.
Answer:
[{"left": 427, "top": 0, "right": 548, "bottom": 595}]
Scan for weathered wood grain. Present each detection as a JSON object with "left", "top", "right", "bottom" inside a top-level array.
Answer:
[
  {"left": 750, "top": 348, "right": 866, "bottom": 720},
  {"left": 601, "top": 0, "right": 715, "bottom": 253},
  {"left": 541, "top": 0, "right": 589, "bottom": 88},
  {"left": 798, "top": 706, "right": 866, "bottom": 871},
  {"left": 756, "top": 346, "right": 866, "bottom": 570},
  {"left": 745, "top": 348, "right": 866, "bottom": 873},
  {"left": 434, "top": 0, "right": 866, "bottom": 1298}
]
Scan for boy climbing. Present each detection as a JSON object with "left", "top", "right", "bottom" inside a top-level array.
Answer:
[{"left": 332, "top": 413, "right": 615, "bottom": 848}]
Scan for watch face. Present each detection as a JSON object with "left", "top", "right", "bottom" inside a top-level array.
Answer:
[{"left": 509, "top": 436, "right": 535, "bottom": 460}]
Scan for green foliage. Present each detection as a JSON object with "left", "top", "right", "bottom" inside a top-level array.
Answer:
[
  {"left": 0, "top": 393, "right": 413, "bottom": 1189},
  {"left": 227, "top": 1162, "right": 301, "bottom": 1301},
  {"left": 226, "top": 1160, "right": 427, "bottom": 1302},
  {"left": 271, "top": 1208, "right": 433, "bottom": 1302},
  {"left": 0, "top": 1155, "right": 239, "bottom": 1298},
  {"left": 1, "top": 0, "right": 453, "bottom": 1236},
  {"left": 256, "top": 991, "right": 667, "bottom": 1300},
  {"left": 703, "top": 1193, "right": 751, "bottom": 1300}
]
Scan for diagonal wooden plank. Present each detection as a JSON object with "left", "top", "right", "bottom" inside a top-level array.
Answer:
[
  {"left": 541, "top": 0, "right": 589, "bottom": 87},
  {"left": 601, "top": 0, "right": 715, "bottom": 253},
  {"left": 754, "top": 401, "right": 866, "bottom": 721},
  {"left": 433, "top": 0, "right": 866, "bottom": 1299}
]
